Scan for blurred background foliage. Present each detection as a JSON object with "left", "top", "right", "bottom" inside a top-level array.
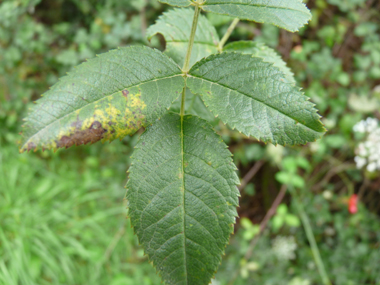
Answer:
[{"left": 0, "top": 0, "right": 380, "bottom": 284}]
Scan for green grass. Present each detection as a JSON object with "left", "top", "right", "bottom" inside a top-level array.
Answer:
[{"left": 0, "top": 141, "right": 161, "bottom": 285}]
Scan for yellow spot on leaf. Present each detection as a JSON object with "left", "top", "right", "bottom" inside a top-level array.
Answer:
[{"left": 128, "top": 92, "right": 147, "bottom": 109}]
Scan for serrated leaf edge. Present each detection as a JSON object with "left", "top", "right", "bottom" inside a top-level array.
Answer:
[
  {"left": 187, "top": 52, "right": 327, "bottom": 146},
  {"left": 125, "top": 113, "right": 240, "bottom": 284},
  {"left": 200, "top": 0, "right": 311, "bottom": 32},
  {"left": 19, "top": 46, "right": 185, "bottom": 153}
]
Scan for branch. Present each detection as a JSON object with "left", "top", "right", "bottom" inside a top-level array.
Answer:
[
  {"left": 238, "top": 160, "right": 265, "bottom": 191},
  {"left": 244, "top": 184, "right": 287, "bottom": 259}
]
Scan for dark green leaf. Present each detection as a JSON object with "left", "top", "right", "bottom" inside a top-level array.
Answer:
[
  {"left": 224, "top": 41, "right": 296, "bottom": 85},
  {"left": 20, "top": 46, "right": 185, "bottom": 152},
  {"left": 127, "top": 113, "right": 239, "bottom": 285},
  {"left": 187, "top": 52, "right": 326, "bottom": 145},
  {"left": 147, "top": 8, "right": 220, "bottom": 67},
  {"left": 201, "top": 0, "right": 311, "bottom": 32}
]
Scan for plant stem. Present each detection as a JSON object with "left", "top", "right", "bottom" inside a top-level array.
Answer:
[
  {"left": 183, "top": 4, "right": 201, "bottom": 72},
  {"left": 181, "top": 2, "right": 201, "bottom": 117},
  {"left": 218, "top": 18, "right": 240, "bottom": 52},
  {"left": 238, "top": 160, "right": 264, "bottom": 191},
  {"left": 289, "top": 186, "right": 332, "bottom": 285},
  {"left": 244, "top": 185, "right": 288, "bottom": 260}
]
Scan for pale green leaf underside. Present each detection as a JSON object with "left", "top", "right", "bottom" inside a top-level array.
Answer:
[
  {"left": 224, "top": 41, "right": 296, "bottom": 85},
  {"left": 147, "top": 8, "right": 219, "bottom": 67},
  {"left": 20, "top": 46, "right": 185, "bottom": 152},
  {"left": 127, "top": 113, "right": 239, "bottom": 285},
  {"left": 187, "top": 52, "right": 326, "bottom": 146},
  {"left": 201, "top": 0, "right": 311, "bottom": 32}
]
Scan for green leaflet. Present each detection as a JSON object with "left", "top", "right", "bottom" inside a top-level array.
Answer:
[
  {"left": 127, "top": 113, "right": 239, "bottom": 285},
  {"left": 158, "top": 0, "right": 193, "bottom": 7},
  {"left": 187, "top": 52, "right": 326, "bottom": 146},
  {"left": 224, "top": 41, "right": 296, "bottom": 85},
  {"left": 20, "top": 46, "right": 185, "bottom": 152},
  {"left": 147, "top": 8, "right": 220, "bottom": 68},
  {"left": 201, "top": 0, "right": 311, "bottom": 32},
  {"left": 158, "top": 0, "right": 311, "bottom": 32}
]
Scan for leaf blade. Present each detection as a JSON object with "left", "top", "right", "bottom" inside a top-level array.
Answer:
[
  {"left": 147, "top": 8, "right": 220, "bottom": 67},
  {"left": 127, "top": 113, "right": 239, "bottom": 285},
  {"left": 201, "top": 0, "right": 311, "bottom": 32},
  {"left": 187, "top": 52, "right": 326, "bottom": 145},
  {"left": 223, "top": 41, "right": 296, "bottom": 85},
  {"left": 158, "top": 0, "right": 192, "bottom": 7},
  {"left": 20, "top": 46, "right": 185, "bottom": 152}
]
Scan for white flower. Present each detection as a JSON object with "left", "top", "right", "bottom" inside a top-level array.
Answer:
[
  {"left": 272, "top": 236, "right": 297, "bottom": 261},
  {"left": 354, "top": 156, "right": 367, "bottom": 169},
  {"left": 353, "top": 121, "right": 366, "bottom": 133},
  {"left": 357, "top": 144, "right": 367, "bottom": 157},
  {"left": 367, "top": 162, "right": 377, "bottom": 172},
  {"left": 364, "top": 141, "right": 373, "bottom": 149},
  {"left": 353, "top": 117, "right": 380, "bottom": 172},
  {"left": 366, "top": 117, "right": 378, "bottom": 132}
]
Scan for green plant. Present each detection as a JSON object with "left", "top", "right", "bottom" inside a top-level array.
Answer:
[
  {"left": 271, "top": 204, "right": 301, "bottom": 232},
  {"left": 19, "top": 0, "right": 326, "bottom": 284}
]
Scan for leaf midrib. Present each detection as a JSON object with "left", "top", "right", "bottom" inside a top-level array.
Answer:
[
  {"left": 22, "top": 74, "right": 183, "bottom": 148},
  {"left": 180, "top": 92, "right": 188, "bottom": 285},
  {"left": 187, "top": 74, "right": 323, "bottom": 133}
]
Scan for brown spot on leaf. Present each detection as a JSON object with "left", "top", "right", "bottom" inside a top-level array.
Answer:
[
  {"left": 122, "top": 90, "right": 129, "bottom": 98},
  {"left": 71, "top": 120, "right": 83, "bottom": 129},
  {"left": 26, "top": 142, "right": 36, "bottom": 152},
  {"left": 57, "top": 121, "right": 107, "bottom": 148}
]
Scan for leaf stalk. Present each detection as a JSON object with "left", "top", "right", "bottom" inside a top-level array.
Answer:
[
  {"left": 182, "top": 4, "right": 201, "bottom": 73},
  {"left": 218, "top": 18, "right": 240, "bottom": 52},
  {"left": 181, "top": 2, "right": 201, "bottom": 117}
]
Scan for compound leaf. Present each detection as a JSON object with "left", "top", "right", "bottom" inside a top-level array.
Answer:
[
  {"left": 127, "top": 113, "right": 239, "bottom": 285},
  {"left": 20, "top": 46, "right": 185, "bottom": 152},
  {"left": 187, "top": 52, "right": 326, "bottom": 145},
  {"left": 200, "top": 0, "right": 311, "bottom": 32},
  {"left": 147, "top": 8, "right": 220, "bottom": 68},
  {"left": 224, "top": 41, "right": 296, "bottom": 85}
]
